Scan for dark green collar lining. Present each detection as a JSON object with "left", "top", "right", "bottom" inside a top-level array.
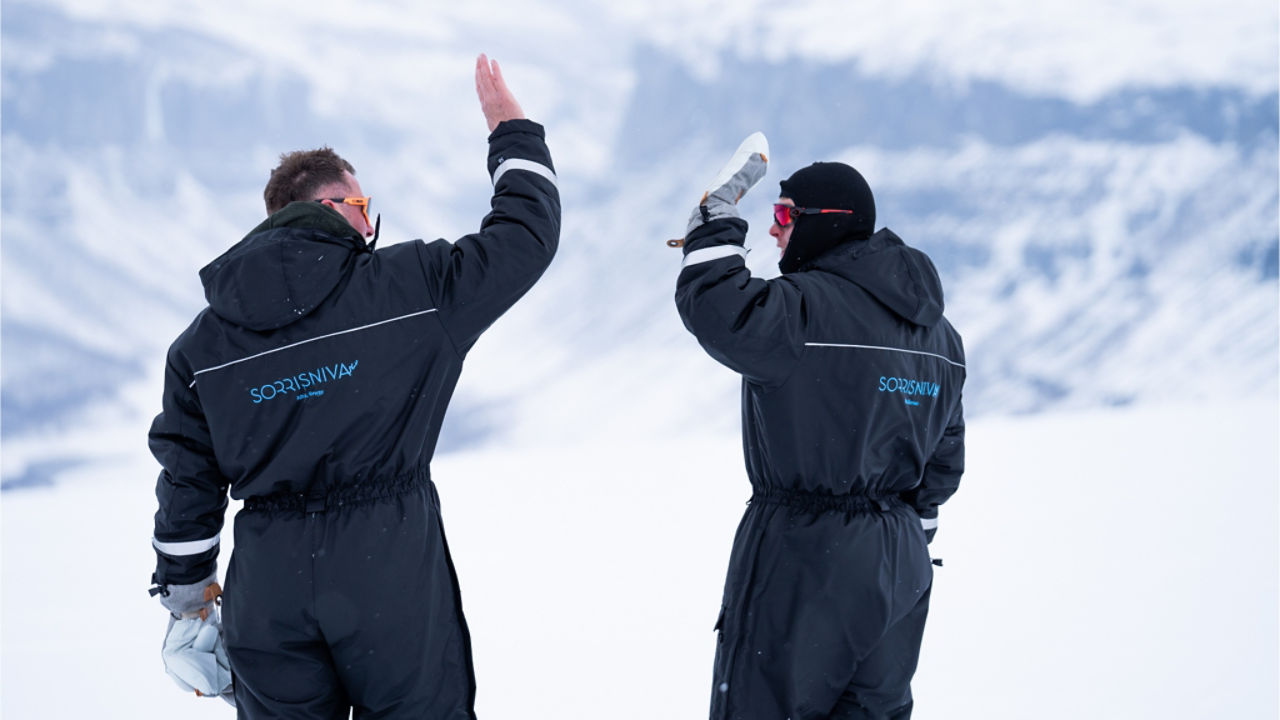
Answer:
[{"left": 246, "top": 200, "right": 365, "bottom": 245}]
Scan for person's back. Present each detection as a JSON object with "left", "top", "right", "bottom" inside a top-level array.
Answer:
[
  {"left": 733, "top": 228, "right": 964, "bottom": 497},
  {"left": 148, "top": 56, "right": 559, "bottom": 717},
  {"left": 167, "top": 157, "right": 557, "bottom": 502},
  {"left": 675, "top": 151, "right": 965, "bottom": 719}
]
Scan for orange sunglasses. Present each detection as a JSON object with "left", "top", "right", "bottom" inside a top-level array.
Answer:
[{"left": 318, "top": 196, "right": 372, "bottom": 226}]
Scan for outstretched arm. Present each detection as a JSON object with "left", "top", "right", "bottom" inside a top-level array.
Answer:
[
  {"left": 674, "top": 133, "right": 804, "bottom": 387},
  {"left": 414, "top": 55, "right": 560, "bottom": 352}
]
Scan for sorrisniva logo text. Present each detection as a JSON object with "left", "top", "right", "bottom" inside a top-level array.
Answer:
[
  {"left": 249, "top": 360, "right": 359, "bottom": 404},
  {"left": 878, "top": 376, "right": 940, "bottom": 407}
]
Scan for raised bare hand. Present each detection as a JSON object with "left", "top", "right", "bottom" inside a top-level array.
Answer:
[{"left": 475, "top": 54, "right": 526, "bottom": 132}]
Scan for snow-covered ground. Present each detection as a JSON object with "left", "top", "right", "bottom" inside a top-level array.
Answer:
[{"left": 3, "top": 399, "right": 1276, "bottom": 718}]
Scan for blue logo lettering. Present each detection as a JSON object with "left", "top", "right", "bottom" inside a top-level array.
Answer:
[
  {"left": 249, "top": 360, "right": 359, "bottom": 404},
  {"left": 878, "top": 375, "right": 940, "bottom": 406}
]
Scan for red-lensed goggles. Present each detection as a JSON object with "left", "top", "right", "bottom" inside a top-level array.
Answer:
[
  {"left": 318, "top": 196, "right": 372, "bottom": 226},
  {"left": 773, "top": 204, "right": 855, "bottom": 227}
]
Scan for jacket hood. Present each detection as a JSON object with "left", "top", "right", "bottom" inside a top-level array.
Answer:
[
  {"left": 808, "top": 228, "right": 946, "bottom": 327},
  {"left": 199, "top": 201, "right": 368, "bottom": 331}
]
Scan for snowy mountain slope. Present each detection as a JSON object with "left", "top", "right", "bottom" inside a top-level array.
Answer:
[
  {"left": 1, "top": 0, "right": 1277, "bottom": 485},
  {"left": 542, "top": 51, "right": 1278, "bottom": 419}
]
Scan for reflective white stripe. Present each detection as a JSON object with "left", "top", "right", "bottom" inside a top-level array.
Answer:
[
  {"left": 189, "top": 309, "right": 438, "bottom": 387},
  {"left": 805, "top": 342, "right": 965, "bottom": 369},
  {"left": 681, "top": 245, "right": 747, "bottom": 268},
  {"left": 153, "top": 535, "right": 220, "bottom": 556},
  {"left": 492, "top": 158, "right": 558, "bottom": 189},
  {"left": 921, "top": 517, "right": 939, "bottom": 531}
]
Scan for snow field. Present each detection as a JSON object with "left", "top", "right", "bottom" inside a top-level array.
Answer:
[{"left": 2, "top": 399, "right": 1276, "bottom": 718}]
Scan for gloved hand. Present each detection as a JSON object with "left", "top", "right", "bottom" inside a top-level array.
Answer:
[
  {"left": 685, "top": 132, "right": 770, "bottom": 236},
  {"left": 157, "top": 575, "right": 235, "bottom": 706}
]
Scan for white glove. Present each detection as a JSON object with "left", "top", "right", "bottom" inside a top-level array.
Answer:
[
  {"left": 162, "top": 614, "right": 234, "bottom": 703},
  {"left": 157, "top": 576, "right": 235, "bottom": 706},
  {"left": 686, "top": 131, "right": 770, "bottom": 236}
]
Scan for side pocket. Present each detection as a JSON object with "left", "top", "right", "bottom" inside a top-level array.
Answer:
[{"left": 709, "top": 603, "right": 731, "bottom": 720}]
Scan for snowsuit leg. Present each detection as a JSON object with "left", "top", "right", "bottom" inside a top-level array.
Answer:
[
  {"left": 222, "top": 508, "right": 351, "bottom": 719},
  {"left": 828, "top": 587, "right": 931, "bottom": 719},
  {"left": 709, "top": 492, "right": 932, "bottom": 720},
  {"left": 223, "top": 474, "right": 476, "bottom": 719}
]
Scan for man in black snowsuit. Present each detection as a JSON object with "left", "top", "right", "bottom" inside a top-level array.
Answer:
[
  {"left": 675, "top": 144, "right": 965, "bottom": 719},
  {"left": 147, "top": 55, "right": 559, "bottom": 718}
]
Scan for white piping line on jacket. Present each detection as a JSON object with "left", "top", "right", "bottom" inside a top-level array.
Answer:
[
  {"left": 188, "top": 308, "right": 439, "bottom": 387},
  {"left": 805, "top": 342, "right": 966, "bottom": 369}
]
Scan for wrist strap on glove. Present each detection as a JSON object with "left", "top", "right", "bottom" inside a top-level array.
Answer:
[{"left": 181, "top": 582, "right": 222, "bottom": 621}]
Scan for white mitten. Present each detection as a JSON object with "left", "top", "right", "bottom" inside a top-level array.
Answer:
[
  {"left": 685, "top": 132, "right": 770, "bottom": 236},
  {"left": 157, "top": 577, "right": 235, "bottom": 706}
]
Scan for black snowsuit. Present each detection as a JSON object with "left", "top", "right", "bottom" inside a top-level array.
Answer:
[
  {"left": 675, "top": 218, "right": 965, "bottom": 719},
  {"left": 149, "top": 120, "right": 559, "bottom": 718}
]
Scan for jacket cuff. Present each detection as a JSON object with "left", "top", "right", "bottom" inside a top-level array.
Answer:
[
  {"left": 919, "top": 514, "right": 938, "bottom": 543},
  {"left": 684, "top": 217, "right": 747, "bottom": 252},
  {"left": 487, "top": 118, "right": 545, "bottom": 142},
  {"left": 680, "top": 218, "right": 748, "bottom": 269},
  {"left": 486, "top": 119, "right": 556, "bottom": 189},
  {"left": 156, "top": 573, "right": 218, "bottom": 618}
]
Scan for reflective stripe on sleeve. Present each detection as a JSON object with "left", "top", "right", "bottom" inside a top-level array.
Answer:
[
  {"left": 681, "top": 245, "right": 747, "bottom": 268},
  {"left": 152, "top": 535, "right": 220, "bottom": 557},
  {"left": 492, "top": 158, "right": 558, "bottom": 189}
]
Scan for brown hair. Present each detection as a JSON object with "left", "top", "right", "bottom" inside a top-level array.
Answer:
[{"left": 263, "top": 147, "right": 357, "bottom": 215}]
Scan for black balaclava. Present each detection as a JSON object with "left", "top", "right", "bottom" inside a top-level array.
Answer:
[{"left": 777, "top": 162, "right": 876, "bottom": 273}]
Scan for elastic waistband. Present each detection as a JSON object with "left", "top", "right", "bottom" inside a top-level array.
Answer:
[
  {"left": 750, "top": 488, "right": 904, "bottom": 513},
  {"left": 243, "top": 468, "right": 431, "bottom": 514}
]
